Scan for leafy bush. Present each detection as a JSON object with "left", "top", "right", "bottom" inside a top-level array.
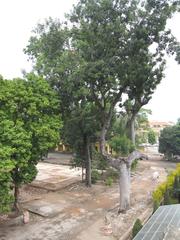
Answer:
[
  {"left": 91, "top": 169, "right": 101, "bottom": 184},
  {"left": 105, "top": 177, "right": 113, "bottom": 186},
  {"left": 159, "top": 123, "right": 180, "bottom": 160},
  {"left": 132, "top": 219, "right": 143, "bottom": 238},
  {"left": 153, "top": 164, "right": 180, "bottom": 207},
  {"left": 148, "top": 129, "right": 156, "bottom": 145},
  {"left": 109, "top": 135, "right": 135, "bottom": 155},
  {"left": 92, "top": 149, "right": 108, "bottom": 171}
]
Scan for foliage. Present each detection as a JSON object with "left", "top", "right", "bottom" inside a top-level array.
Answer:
[
  {"left": 159, "top": 123, "right": 180, "bottom": 159},
  {"left": 152, "top": 164, "right": 180, "bottom": 207},
  {"left": 24, "top": 0, "right": 180, "bottom": 198},
  {"left": 148, "top": 129, "right": 157, "bottom": 145},
  {"left": 135, "top": 109, "right": 152, "bottom": 144},
  {"left": 0, "top": 156, "right": 14, "bottom": 212},
  {"left": 92, "top": 149, "right": 108, "bottom": 171},
  {"left": 132, "top": 219, "right": 143, "bottom": 238},
  {"left": 91, "top": 170, "right": 101, "bottom": 184},
  {"left": 0, "top": 74, "right": 61, "bottom": 212},
  {"left": 25, "top": 0, "right": 180, "bottom": 153},
  {"left": 105, "top": 177, "right": 113, "bottom": 187},
  {"left": 109, "top": 135, "right": 135, "bottom": 156}
]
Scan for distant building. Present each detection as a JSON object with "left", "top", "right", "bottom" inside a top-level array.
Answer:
[{"left": 149, "top": 120, "right": 174, "bottom": 138}]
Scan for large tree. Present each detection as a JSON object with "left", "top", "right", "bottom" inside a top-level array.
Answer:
[
  {"left": 69, "top": 0, "right": 180, "bottom": 211},
  {"left": 25, "top": 18, "right": 101, "bottom": 187},
  {"left": 0, "top": 74, "right": 61, "bottom": 211},
  {"left": 25, "top": 0, "right": 180, "bottom": 212},
  {"left": 70, "top": 0, "right": 180, "bottom": 150}
]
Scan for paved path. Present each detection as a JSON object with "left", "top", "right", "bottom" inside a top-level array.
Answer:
[{"left": 31, "top": 163, "right": 81, "bottom": 191}]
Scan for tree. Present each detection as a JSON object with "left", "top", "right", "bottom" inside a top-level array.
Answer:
[
  {"left": 69, "top": 0, "right": 180, "bottom": 211},
  {"left": 0, "top": 147, "right": 14, "bottom": 212},
  {"left": 25, "top": 0, "right": 180, "bottom": 212},
  {"left": 159, "top": 122, "right": 180, "bottom": 160},
  {"left": 135, "top": 109, "right": 152, "bottom": 144},
  {"left": 148, "top": 129, "right": 157, "bottom": 145},
  {"left": 63, "top": 103, "right": 100, "bottom": 187},
  {"left": 0, "top": 74, "right": 61, "bottom": 212},
  {"left": 25, "top": 19, "right": 99, "bottom": 187}
]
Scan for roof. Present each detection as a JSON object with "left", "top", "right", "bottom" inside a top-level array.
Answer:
[
  {"left": 133, "top": 204, "right": 180, "bottom": 240},
  {"left": 149, "top": 121, "right": 174, "bottom": 126}
]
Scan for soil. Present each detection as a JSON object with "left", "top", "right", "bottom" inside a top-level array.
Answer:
[{"left": 0, "top": 156, "right": 177, "bottom": 240}]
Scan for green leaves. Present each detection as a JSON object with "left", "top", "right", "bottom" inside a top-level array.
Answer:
[
  {"left": 109, "top": 135, "right": 135, "bottom": 156},
  {"left": 159, "top": 123, "right": 180, "bottom": 158},
  {"left": 0, "top": 74, "right": 61, "bottom": 212}
]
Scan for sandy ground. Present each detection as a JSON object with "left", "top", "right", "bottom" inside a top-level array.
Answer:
[{"left": 0, "top": 157, "right": 176, "bottom": 240}]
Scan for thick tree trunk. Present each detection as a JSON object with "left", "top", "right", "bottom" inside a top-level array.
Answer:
[
  {"left": 102, "top": 150, "right": 146, "bottom": 213},
  {"left": 85, "top": 138, "right": 92, "bottom": 187},
  {"left": 119, "top": 161, "right": 131, "bottom": 212},
  {"left": 100, "top": 125, "right": 107, "bottom": 154},
  {"left": 14, "top": 184, "right": 20, "bottom": 212},
  {"left": 126, "top": 115, "right": 136, "bottom": 145},
  {"left": 99, "top": 108, "right": 114, "bottom": 154},
  {"left": 130, "top": 117, "right": 135, "bottom": 145}
]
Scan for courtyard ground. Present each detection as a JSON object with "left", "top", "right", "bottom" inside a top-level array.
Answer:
[{"left": 0, "top": 155, "right": 176, "bottom": 240}]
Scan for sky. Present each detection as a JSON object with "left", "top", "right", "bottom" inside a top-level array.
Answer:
[{"left": 0, "top": 0, "right": 179, "bottom": 122}]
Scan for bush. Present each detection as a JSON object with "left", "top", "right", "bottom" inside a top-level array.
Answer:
[
  {"left": 91, "top": 169, "right": 101, "bottom": 184},
  {"left": 132, "top": 219, "right": 143, "bottom": 238},
  {"left": 109, "top": 134, "right": 135, "bottom": 155},
  {"left": 91, "top": 149, "right": 108, "bottom": 171},
  {"left": 105, "top": 177, "right": 113, "bottom": 186},
  {"left": 152, "top": 164, "right": 180, "bottom": 207}
]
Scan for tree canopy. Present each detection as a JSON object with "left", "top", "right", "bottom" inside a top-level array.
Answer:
[
  {"left": 24, "top": 0, "right": 180, "bottom": 211},
  {"left": 0, "top": 74, "right": 61, "bottom": 211},
  {"left": 159, "top": 122, "right": 180, "bottom": 159}
]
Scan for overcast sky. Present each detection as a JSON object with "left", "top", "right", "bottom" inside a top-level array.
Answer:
[{"left": 0, "top": 0, "right": 179, "bottom": 122}]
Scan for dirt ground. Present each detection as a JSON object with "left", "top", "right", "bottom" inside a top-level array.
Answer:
[{"left": 0, "top": 156, "right": 176, "bottom": 240}]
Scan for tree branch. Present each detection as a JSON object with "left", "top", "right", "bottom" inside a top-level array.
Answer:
[{"left": 102, "top": 150, "right": 147, "bottom": 170}]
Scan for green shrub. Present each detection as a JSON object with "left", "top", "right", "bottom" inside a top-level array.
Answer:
[
  {"left": 132, "top": 219, "right": 143, "bottom": 238},
  {"left": 109, "top": 134, "right": 135, "bottom": 155},
  {"left": 152, "top": 164, "right": 180, "bottom": 207},
  {"left": 91, "top": 169, "right": 101, "bottom": 184},
  {"left": 105, "top": 177, "right": 113, "bottom": 186},
  {"left": 92, "top": 149, "right": 108, "bottom": 171}
]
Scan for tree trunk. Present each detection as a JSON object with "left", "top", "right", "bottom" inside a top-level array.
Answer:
[
  {"left": 127, "top": 115, "right": 136, "bottom": 145},
  {"left": 100, "top": 125, "right": 107, "bottom": 154},
  {"left": 118, "top": 161, "right": 131, "bottom": 212},
  {"left": 85, "top": 137, "right": 92, "bottom": 187},
  {"left": 14, "top": 184, "right": 20, "bottom": 212},
  {"left": 130, "top": 117, "right": 135, "bottom": 145},
  {"left": 99, "top": 108, "right": 114, "bottom": 154},
  {"left": 102, "top": 150, "right": 145, "bottom": 213}
]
